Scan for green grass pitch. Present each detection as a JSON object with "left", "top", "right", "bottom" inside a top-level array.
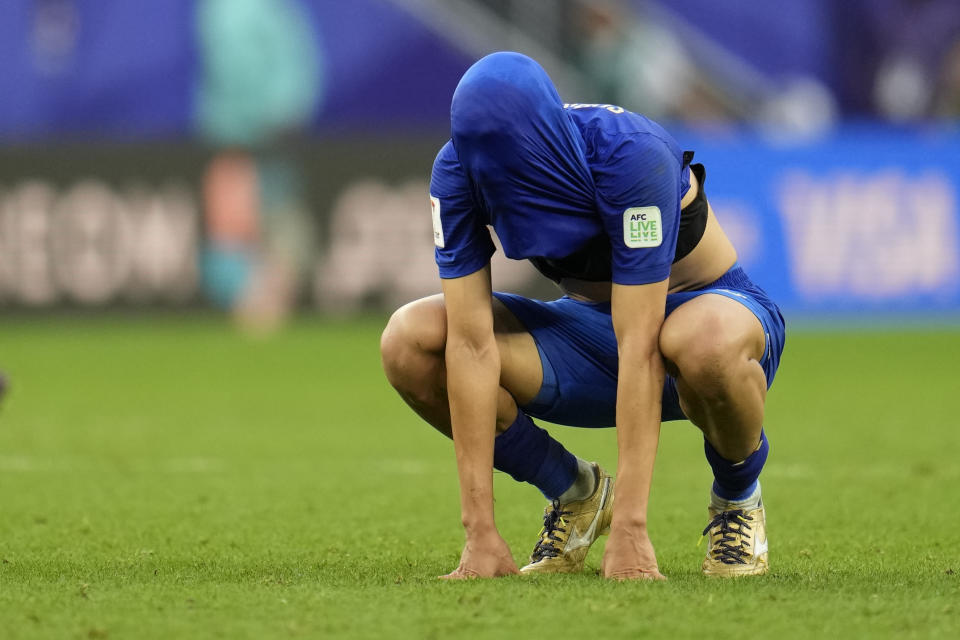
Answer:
[{"left": 0, "top": 315, "right": 958, "bottom": 638}]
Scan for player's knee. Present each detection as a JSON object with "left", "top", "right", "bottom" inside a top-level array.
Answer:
[
  {"left": 379, "top": 321, "right": 404, "bottom": 383},
  {"left": 660, "top": 310, "right": 743, "bottom": 391},
  {"left": 380, "top": 297, "right": 447, "bottom": 383}
]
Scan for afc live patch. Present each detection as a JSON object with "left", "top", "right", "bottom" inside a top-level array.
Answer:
[{"left": 623, "top": 206, "right": 662, "bottom": 248}]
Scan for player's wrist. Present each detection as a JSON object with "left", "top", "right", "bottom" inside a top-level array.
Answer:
[
  {"left": 461, "top": 515, "right": 499, "bottom": 536},
  {"left": 610, "top": 510, "right": 650, "bottom": 532}
]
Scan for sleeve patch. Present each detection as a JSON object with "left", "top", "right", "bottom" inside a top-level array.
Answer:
[
  {"left": 623, "top": 206, "right": 662, "bottom": 248},
  {"left": 430, "top": 195, "right": 444, "bottom": 248}
]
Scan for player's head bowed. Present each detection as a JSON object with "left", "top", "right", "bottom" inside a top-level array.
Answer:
[{"left": 449, "top": 52, "right": 594, "bottom": 220}]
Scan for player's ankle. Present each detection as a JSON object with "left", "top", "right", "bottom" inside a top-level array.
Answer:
[
  {"left": 557, "top": 458, "right": 596, "bottom": 503},
  {"left": 703, "top": 430, "right": 768, "bottom": 509},
  {"left": 711, "top": 480, "right": 761, "bottom": 511}
]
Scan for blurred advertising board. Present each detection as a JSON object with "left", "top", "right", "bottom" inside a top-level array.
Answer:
[
  {"left": 0, "top": 0, "right": 470, "bottom": 141},
  {"left": 1, "top": 127, "right": 959, "bottom": 318},
  {"left": 682, "top": 127, "right": 960, "bottom": 317},
  {"left": 0, "top": 145, "right": 205, "bottom": 307}
]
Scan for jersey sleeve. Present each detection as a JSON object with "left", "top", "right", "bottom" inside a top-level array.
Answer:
[
  {"left": 430, "top": 141, "right": 495, "bottom": 279},
  {"left": 592, "top": 133, "right": 684, "bottom": 285}
]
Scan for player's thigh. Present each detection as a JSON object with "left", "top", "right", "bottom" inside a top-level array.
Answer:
[
  {"left": 492, "top": 298, "right": 542, "bottom": 405},
  {"left": 659, "top": 293, "right": 765, "bottom": 377}
]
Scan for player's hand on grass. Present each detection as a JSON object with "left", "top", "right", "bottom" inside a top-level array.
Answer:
[
  {"left": 440, "top": 530, "right": 519, "bottom": 579},
  {"left": 601, "top": 523, "right": 666, "bottom": 581}
]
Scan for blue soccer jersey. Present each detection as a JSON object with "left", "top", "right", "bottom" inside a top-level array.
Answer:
[{"left": 430, "top": 52, "right": 690, "bottom": 286}]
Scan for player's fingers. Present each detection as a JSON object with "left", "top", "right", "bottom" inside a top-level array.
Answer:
[
  {"left": 603, "top": 568, "right": 667, "bottom": 582},
  {"left": 438, "top": 566, "right": 479, "bottom": 580}
]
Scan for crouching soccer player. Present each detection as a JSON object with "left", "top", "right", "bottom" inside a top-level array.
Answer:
[{"left": 380, "top": 52, "right": 785, "bottom": 580}]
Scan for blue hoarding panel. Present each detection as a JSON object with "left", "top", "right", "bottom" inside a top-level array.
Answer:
[
  {"left": 300, "top": 0, "right": 474, "bottom": 132},
  {"left": 676, "top": 127, "right": 960, "bottom": 314},
  {"left": 0, "top": 0, "right": 197, "bottom": 140},
  {"left": 0, "top": 0, "right": 473, "bottom": 140}
]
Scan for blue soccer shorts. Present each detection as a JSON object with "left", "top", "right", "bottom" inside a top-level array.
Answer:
[{"left": 493, "top": 263, "right": 785, "bottom": 427}]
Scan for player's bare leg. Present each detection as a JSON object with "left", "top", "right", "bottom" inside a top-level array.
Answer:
[
  {"left": 381, "top": 294, "right": 613, "bottom": 576},
  {"left": 381, "top": 295, "right": 527, "bottom": 578},
  {"left": 659, "top": 294, "right": 770, "bottom": 576},
  {"left": 380, "top": 294, "right": 542, "bottom": 436},
  {"left": 660, "top": 294, "right": 766, "bottom": 459}
]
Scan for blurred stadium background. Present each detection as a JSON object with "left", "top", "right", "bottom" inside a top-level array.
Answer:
[
  {"left": 2, "top": 2, "right": 960, "bottom": 637},
  {"left": 1, "top": 0, "right": 959, "bottom": 325}
]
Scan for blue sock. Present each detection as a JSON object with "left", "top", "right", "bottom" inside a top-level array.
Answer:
[
  {"left": 494, "top": 411, "right": 578, "bottom": 499},
  {"left": 704, "top": 429, "right": 768, "bottom": 501}
]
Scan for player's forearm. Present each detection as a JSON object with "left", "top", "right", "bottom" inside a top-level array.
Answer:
[
  {"left": 612, "top": 338, "right": 665, "bottom": 528},
  {"left": 445, "top": 335, "right": 501, "bottom": 532}
]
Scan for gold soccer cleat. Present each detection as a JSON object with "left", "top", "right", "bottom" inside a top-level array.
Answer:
[
  {"left": 700, "top": 500, "right": 769, "bottom": 577},
  {"left": 520, "top": 464, "right": 614, "bottom": 574}
]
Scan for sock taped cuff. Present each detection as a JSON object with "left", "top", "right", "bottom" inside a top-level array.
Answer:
[
  {"left": 704, "top": 429, "right": 769, "bottom": 501},
  {"left": 494, "top": 411, "right": 578, "bottom": 499}
]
